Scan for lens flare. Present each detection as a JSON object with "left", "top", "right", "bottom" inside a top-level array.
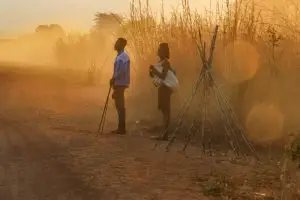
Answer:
[
  {"left": 218, "top": 40, "right": 260, "bottom": 83},
  {"left": 245, "top": 103, "right": 284, "bottom": 144}
]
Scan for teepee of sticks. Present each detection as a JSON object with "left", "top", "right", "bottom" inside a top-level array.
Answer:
[{"left": 154, "top": 25, "right": 259, "bottom": 159}]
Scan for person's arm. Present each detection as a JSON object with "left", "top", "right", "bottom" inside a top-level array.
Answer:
[
  {"left": 114, "top": 59, "right": 126, "bottom": 80},
  {"left": 110, "top": 59, "right": 123, "bottom": 86},
  {"left": 150, "top": 60, "right": 170, "bottom": 80}
]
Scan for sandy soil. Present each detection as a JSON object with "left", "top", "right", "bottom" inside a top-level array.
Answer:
[{"left": 0, "top": 67, "right": 297, "bottom": 200}]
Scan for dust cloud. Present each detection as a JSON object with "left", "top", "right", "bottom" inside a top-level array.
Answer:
[
  {"left": 1, "top": 3, "right": 300, "bottom": 147},
  {"left": 0, "top": 22, "right": 123, "bottom": 118},
  {"left": 0, "top": 34, "right": 57, "bottom": 66}
]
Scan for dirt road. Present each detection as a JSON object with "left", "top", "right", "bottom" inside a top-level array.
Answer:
[
  {"left": 0, "top": 104, "right": 210, "bottom": 200},
  {"left": 0, "top": 67, "right": 291, "bottom": 199}
]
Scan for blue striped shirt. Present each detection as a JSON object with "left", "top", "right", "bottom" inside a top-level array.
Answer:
[{"left": 113, "top": 51, "right": 130, "bottom": 87}]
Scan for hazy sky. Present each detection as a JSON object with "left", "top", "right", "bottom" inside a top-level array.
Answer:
[{"left": 0, "top": 0, "right": 215, "bottom": 36}]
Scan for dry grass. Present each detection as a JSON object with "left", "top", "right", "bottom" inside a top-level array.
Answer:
[
  {"left": 48, "top": 0, "right": 300, "bottom": 145},
  {"left": 118, "top": 0, "right": 300, "bottom": 137},
  {"left": 117, "top": 3, "right": 300, "bottom": 197}
]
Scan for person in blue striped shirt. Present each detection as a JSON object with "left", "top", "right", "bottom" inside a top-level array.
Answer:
[{"left": 110, "top": 38, "right": 130, "bottom": 135}]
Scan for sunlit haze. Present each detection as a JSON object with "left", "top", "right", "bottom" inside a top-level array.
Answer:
[
  {"left": 0, "top": 0, "right": 216, "bottom": 36},
  {"left": 1, "top": 0, "right": 300, "bottom": 197}
]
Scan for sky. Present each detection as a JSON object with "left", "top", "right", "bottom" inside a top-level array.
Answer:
[{"left": 0, "top": 0, "right": 216, "bottom": 36}]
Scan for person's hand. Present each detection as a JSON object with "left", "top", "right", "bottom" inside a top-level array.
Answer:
[
  {"left": 109, "top": 78, "right": 114, "bottom": 87},
  {"left": 149, "top": 70, "right": 154, "bottom": 77},
  {"left": 112, "top": 91, "right": 116, "bottom": 99},
  {"left": 149, "top": 65, "right": 154, "bottom": 77}
]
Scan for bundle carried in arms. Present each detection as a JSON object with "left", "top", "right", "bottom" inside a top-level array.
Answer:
[{"left": 151, "top": 61, "right": 179, "bottom": 92}]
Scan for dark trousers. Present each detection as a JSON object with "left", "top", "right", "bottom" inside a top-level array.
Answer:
[
  {"left": 158, "top": 85, "right": 172, "bottom": 131},
  {"left": 112, "top": 86, "right": 126, "bottom": 132}
]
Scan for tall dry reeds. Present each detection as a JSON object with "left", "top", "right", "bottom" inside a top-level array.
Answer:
[
  {"left": 123, "top": 0, "right": 300, "bottom": 66},
  {"left": 119, "top": 0, "right": 300, "bottom": 134},
  {"left": 51, "top": 0, "right": 300, "bottom": 133},
  {"left": 120, "top": 2, "right": 300, "bottom": 196}
]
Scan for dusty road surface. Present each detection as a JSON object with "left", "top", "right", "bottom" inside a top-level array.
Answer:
[{"left": 0, "top": 67, "right": 292, "bottom": 200}]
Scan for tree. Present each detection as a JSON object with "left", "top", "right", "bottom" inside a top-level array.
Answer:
[
  {"left": 55, "top": 38, "right": 67, "bottom": 67},
  {"left": 49, "top": 24, "right": 65, "bottom": 36},
  {"left": 90, "top": 13, "right": 123, "bottom": 61},
  {"left": 93, "top": 13, "right": 123, "bottom": 31},
  {"left": 35, "top": 25, "right": 49, "bottom": 33},
  {"left": 35, "top": 24, "right": 65, "bottom": 38}
]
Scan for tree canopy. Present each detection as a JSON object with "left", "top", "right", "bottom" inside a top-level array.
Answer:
[{"left": 35, "top": 24, "right": 65, "bottom": 37}]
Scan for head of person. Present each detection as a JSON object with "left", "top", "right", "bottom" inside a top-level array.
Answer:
[
  {"left": 157, "top": 43, "right": 170, "bottom": 60},
  {"left": 114, "top": 37, "right": 127, "bottom": 52}
]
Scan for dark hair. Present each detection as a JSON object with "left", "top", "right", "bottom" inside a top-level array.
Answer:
[
  {"left": 117, "top": 37, "right": 127, "bottom": 49},
  {"left": 158, "top": 43, "right": 170, "bottom": 60}
]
